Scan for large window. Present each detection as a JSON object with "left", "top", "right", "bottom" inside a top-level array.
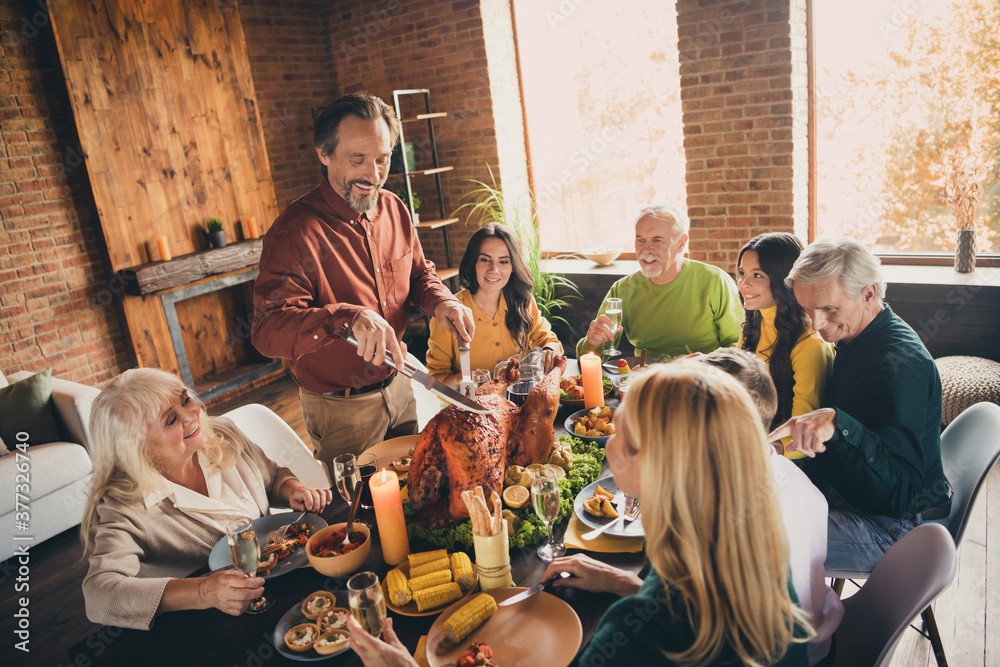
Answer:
[
  {"left": 512, "top": 1, "right": 686, "bottom": 252},
  {"left": 814, "top": 0, "right": 999, "bottom": 254}
]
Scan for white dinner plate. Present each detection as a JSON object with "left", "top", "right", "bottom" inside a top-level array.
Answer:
[{"left": 572, "top": 476, "right": 643, "bottom": 538}]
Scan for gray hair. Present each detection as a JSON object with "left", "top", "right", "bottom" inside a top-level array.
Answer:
[
  {"left": 635, "top": 203, "right": 690, "bottom": 239},
  {"left": 785, "top": 236, "right": 886, "bottom": 300}
]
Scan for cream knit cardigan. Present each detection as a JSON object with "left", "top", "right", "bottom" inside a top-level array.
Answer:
[{"left": 82, "top": 423, "right": 296, "bottom": 630}]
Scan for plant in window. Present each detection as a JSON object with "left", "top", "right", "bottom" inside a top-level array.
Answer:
[
  {"left": 456, "top": 166, "right": 578, "bottom": 326},
  {"left": 940, "top": 143, "right": 993, "bottom": 231}
]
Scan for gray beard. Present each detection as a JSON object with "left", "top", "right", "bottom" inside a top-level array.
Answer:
[{"left": 343, "top": 180, "right": 382, "bottom": 214}]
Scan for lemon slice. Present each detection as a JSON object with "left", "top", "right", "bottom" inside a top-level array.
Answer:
[
  {"left": 502, "top": 485, "right": 530, "bottom": 509},
  {"left": 544, "top": 464, "right": 566, "bottom": 480}
]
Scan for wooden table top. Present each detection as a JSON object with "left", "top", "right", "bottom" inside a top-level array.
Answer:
[{"left": 69, "top": 400, "right": 644, "bottom": 666}]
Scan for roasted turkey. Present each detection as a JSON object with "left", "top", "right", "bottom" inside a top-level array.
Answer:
[{"left": 408, "top": 355, "right": 568, "bottom": 526}]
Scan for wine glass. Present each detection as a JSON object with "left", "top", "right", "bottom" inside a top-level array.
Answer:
[
  {"left": 531, "top": 468, "right": 565, "bottom": 560},
  {"left": 603, "top": 297, "right": 623, "bottom": 358},
  {"left": 355, "top": 453, "right": 378, "bottom": 510},
  {"left": 334, "top": 453, "right": 370, "bottom": 526},
  {"left": 347, "top": 571, "right": 387, "bottom": 637},
  {"left": 225, "top": 518, "right": 273, "bottom": 613}
]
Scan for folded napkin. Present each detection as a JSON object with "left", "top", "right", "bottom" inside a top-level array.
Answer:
[{"left": 563, "top": 513, "right": 643, "bottom": 553}]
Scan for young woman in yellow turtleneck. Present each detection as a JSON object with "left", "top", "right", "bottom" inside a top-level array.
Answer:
[
  {"left": 736, "top": 233, "right": 833, "bottom": 459},
  {"left": 425, "top": 223, "right": 562, "bottom": 388}
]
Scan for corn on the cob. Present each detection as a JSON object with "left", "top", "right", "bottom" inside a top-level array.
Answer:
[
  {"left": 442, "top": 593, "right": 497, "bottom": 646},
  {"left": 410, "top": 556, "right": 451, "bottom": 579},
  {"left": 386, "top": 566, "right": 412, "bottom": 606},
  {"left": 413, "top": 634, "right": 430, "bottom": 667},
  {"left": 409, "top": 568, "right": 453, "bottom": 592},
  {"left": 450, "top": 552, "right": 475, "bottom": 592},
  {"left": 408, "top": 549, "right": 448, "bottom": 569},
  {"left": 413, "top": 582, "right": 462, "bottom": 612}
]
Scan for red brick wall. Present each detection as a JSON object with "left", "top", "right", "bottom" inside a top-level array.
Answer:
[
  {"left": 0, "top": 2, "right": 128, "bottom": 385},
  {"left": 676, "top": 0, "right": 808, "bottom": 271},
  {"left": 240, "top": 0, "right": 335, "bottom": 212}
]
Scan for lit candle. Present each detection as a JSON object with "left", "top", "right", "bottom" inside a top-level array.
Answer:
[
  {"left": 245, "top": 216, "right": 260, "bottom": 240},
  {"left": 580, "top": 352, "right": 605, "bottom": 409},
  {"left": 369, "top": 468, "right": 410, "bottom": 565},
  {"left": 155, "top": 236, "right": 172, "bottom": 261}
]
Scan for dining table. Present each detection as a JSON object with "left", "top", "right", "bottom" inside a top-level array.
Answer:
[{"left": 67, "top": 373, "right": 645, "bottom": 666}]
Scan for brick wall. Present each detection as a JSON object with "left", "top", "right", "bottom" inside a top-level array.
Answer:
[
  {"left": 676, "top": 0, "right": 808, "bottom": 270},
  {"left": 240, "top": 0, "right": 335, "bottom": 212},
  {"left": 0, "top": 1, "right": 128, "bottom": 385}
]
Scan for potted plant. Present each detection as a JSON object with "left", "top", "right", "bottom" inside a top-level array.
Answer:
[
  {"left": 206, "top": 218, "right": 226, "bottom": 249},
  {"left": 456, "top": 166, "right": 578, "bottom": 328},
  {"left": 395, "top": 188, "right": 422, "bottom": 224},
  {"left": 942, "top": 143, "right": 993, "bottom": 273}
]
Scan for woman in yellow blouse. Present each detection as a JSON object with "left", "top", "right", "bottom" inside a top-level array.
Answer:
[
  {"left": 736, "top": 233, "right": 833, "bottom": 458},
  {"left": 425, "top": 223, "right": 563, "bottom": 387}
]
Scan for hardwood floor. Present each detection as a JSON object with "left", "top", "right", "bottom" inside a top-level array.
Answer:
[{"left": 1, "top": 375, "right": 995, "bottom": 666}]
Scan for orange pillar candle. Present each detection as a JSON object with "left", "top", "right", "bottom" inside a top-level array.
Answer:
[
  {"left": 245, "top": 216, "right": 260, "bottom": 240},
  {"left": 580, "top": 352, "right": 605, "bottom": 409},
  {"left": 155, "top": 236, "right": 172, "bottom": 261},
  {"left": 370, "top": 468, "right": 410, "bottom": 565}
]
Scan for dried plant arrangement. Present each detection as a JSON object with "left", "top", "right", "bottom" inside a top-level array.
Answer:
[{"left": 942, "top": 144, "right": 994, "bottom": 230}]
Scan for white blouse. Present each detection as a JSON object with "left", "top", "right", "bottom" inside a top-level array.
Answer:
[{"left": 143, "top": 451, "right": 262, "bottom": 532}]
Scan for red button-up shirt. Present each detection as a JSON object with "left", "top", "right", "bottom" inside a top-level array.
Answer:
[{"left": 251, "top": 178, "right": 455, "bottom": 394}]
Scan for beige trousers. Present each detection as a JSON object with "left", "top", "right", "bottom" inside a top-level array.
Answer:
[{"left": 298, "top": 374, "right": 418, "bottom": 476}]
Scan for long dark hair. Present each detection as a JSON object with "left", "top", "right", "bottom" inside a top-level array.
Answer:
[
  {"left": 458, "top": 223, "right": 535, "bottom": 351},
  {"left": 738, "top": 233, "right": 810, "bottom": 429}
]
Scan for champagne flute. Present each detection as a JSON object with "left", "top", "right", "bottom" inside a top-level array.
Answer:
[
  {"left": 333, "top": 453, "right": 360, "bottom": 506},
  {"left": 603, "top": 297, "right": 623, "bottom": 358},
  {"left": 531, "top": 468, "right": 565, "bottom": 560},
  {"left": 225, "top": 518, "right": 273, "bottom": 613},
  {"left": 347, "top": 571, "right": 387, "bottom": 637}
]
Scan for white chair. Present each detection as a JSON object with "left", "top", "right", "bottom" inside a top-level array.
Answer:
[
  {"left": 833, "top": 522, "right": 956, "bottom": 667},
  {"left": 222, "top": 403, "right": 331, "bottom": 489}
]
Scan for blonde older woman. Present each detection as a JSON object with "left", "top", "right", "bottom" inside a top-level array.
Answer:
[{"left": 80, "top": 368, "right": 332, "bottom": 630}]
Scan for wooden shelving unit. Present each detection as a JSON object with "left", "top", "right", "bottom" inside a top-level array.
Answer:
[{"left": 391, "top": 89, "right": 460, "bottom": 282}]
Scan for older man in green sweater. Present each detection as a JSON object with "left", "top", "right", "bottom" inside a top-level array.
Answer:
[{"left": 575, "top": 203, "right": 743, "bottom": 360}]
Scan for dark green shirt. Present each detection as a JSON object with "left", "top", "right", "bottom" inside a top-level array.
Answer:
[
  {"left": 579, "top": 571, "right": 810, "bottom": 666},
  {"left": 822, "top": 305, "right": 949, "bottom": 518}
]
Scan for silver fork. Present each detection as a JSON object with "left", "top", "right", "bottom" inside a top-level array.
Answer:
[
  {"left": 271, "top": 511, "right": 306, "bottom": 546},
  {"left": 581, "top": 496, "right": 640, "bottom": 540}
]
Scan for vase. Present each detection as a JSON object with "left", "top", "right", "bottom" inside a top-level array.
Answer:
[
  {"left": 954, "top": 229, "right": 976, "bottom": 273},
  {"left": 207, "top": 230, "right": 227, "bottom": 249}
]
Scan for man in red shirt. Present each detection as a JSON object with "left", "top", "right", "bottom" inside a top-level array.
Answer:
[{"left": 252, "top": 93, "right": 473, "bottom": 470}]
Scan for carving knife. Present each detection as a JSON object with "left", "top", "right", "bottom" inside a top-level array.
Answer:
[{"left": 334, "top": 326, "right": 491, "bottom": 415}]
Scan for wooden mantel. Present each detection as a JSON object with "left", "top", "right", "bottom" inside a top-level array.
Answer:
[{"left": 118, "top": 239, "right": 263, "bottom": 296}]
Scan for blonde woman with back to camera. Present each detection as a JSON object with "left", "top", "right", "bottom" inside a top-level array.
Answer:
[
  {"left": 542, "top": 361, "right": 812, "bottom": 666},
  {"left": 80, "top": 368, "right": 332, "bottom": 630},
  {"left": 345, "top": 361, "right": 812, "bottom": 666}
]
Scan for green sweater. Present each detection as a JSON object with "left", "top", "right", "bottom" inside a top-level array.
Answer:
[
  {"left": 579, "top": 571, "right": 810, "bottom": 666},
  {"left": 823, "top": 305, "right": 949, "bottom": 518},
  {"left": 575, "top": 259, "right": 743, "bottom": 359}
]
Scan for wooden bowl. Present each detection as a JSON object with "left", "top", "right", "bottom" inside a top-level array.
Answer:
[{"left": 305, "top": 522, "right": 371, "bottom": 578}]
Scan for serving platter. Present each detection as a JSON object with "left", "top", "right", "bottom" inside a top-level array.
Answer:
[
  {"left": 563, "top": 408, "right": 614, "bottom": 446},
  {"left": 208, "top": 512, "right": 328, "bottom": 579},
  {"left": 426, "top": 587, "right": 582, "bottom": 667},
  {"left": 572, "top": 476, "right": 643, "bottom": 538},
  {"left": 272, "top": 591, "right": 352, "bottom": 661}
]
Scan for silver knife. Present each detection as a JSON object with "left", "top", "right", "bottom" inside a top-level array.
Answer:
[
  {"left": 497, "top": 571, "right": 572, "bottom": 607},
  {"left": 334, "top": 327, "right": 491, "bottom": 415}
]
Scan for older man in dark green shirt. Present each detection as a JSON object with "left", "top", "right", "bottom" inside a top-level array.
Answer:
[{"left": 770, "top": 237, "right": 950, "bottom": 573}]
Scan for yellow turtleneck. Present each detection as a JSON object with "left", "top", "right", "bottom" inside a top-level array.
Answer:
[{"left": 739, "top": 306, "right": 834, "bottom": 459}]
